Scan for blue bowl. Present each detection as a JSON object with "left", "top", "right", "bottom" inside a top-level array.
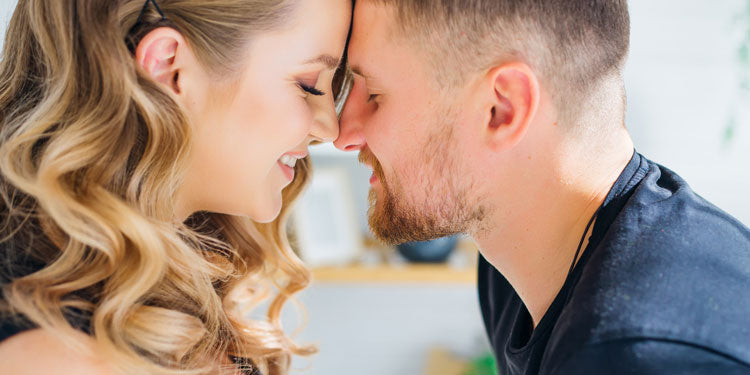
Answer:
[{"left": 396, "top": 235, "right": 459, "bottom": 263}]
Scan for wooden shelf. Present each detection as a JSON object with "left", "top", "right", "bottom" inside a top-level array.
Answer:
[
  {"left": 310, "top": 237, "right": 479, "bottom": 284},
  {"left": 312, "top": 264, "right": 476, "bottom": 284}
]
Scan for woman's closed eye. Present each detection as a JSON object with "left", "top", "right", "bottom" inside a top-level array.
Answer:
[{"left": 298, "top": 82, "right": 325, "bottom": 96}]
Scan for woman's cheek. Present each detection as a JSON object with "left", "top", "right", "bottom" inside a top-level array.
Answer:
[{"left": 282, "top": 99, "right": 315, "bottom": 147}]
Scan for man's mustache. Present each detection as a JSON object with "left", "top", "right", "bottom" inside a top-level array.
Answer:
[{"left": 358, "top": 147, "right": 386, "bottom": 183}]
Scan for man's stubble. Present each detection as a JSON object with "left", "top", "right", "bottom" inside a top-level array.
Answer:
[{"left": 365, "top": 106, "right": 486, "bottom": 245}]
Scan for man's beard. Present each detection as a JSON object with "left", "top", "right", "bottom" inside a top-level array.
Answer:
[{"left": 360, "top": 111, "right": 486, "bottom": 245}]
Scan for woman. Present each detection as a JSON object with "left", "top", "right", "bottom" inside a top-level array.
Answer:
[{"left": 0, "top": 0, "right": 351, "bottom": 374}]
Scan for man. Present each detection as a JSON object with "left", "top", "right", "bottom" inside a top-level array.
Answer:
[{"left": 334, "top": 1, "right": 750, "bottom": 374}]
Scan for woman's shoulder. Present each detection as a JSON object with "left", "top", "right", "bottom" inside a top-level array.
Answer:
[
  {"left": 0, "top": 311, "right": 37, "bottom": 343},
  {"left": 0, "top": 327, "right": 115, "bottom": 375}
]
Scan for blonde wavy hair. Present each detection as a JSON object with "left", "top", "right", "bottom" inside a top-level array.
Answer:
[{"left": 0, "top": 0, "right": 339, "bottom": 374}]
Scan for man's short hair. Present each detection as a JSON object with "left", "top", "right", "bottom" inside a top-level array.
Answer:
[{"left": 368, "top": 0, "right": 631, "bottom": 122}]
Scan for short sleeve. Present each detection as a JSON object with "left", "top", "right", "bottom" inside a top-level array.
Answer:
[{"left": 548, "top": 338, "right": 750, "bottom": 375}]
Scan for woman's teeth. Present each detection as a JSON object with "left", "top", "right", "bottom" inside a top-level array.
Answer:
[{"left": 280, "top": 155, "right": 297, "bottom": 168}]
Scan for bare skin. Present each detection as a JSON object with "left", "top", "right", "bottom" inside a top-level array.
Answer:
[
  {"left": 165, "top": 0, "right": 350, "bottom": 223},
  {"left": 335, "top": 2, "right": 634, "bottom": 328},
  {"left": 0, "top": 329, "right": 115, "bottom": 375}
]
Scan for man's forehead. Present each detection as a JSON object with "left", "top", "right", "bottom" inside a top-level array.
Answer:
[
  {"left": 348, "top": 2, "right": 397, "bottom": 79},
  {"left": 352, "top": 0, "right": 392, "bottom": 39}
]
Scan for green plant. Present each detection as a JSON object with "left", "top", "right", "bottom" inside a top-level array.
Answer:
[
  {"left": 726, "top": 0, "right": 750, "bottom": 144},
  {"left": 463, "top": 353, "right": 499, "bottom": 375}
]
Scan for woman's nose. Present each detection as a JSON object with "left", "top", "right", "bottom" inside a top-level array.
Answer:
[{"left": 308, "top": 90, "right": 340, "bottom": 143}]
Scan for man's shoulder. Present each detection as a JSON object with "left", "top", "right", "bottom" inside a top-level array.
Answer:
[
  {"left": 623, "top": 159, "right": 749, "bottom": 248},
  {"left": 593, "top": 157, "right": 750, "bottom": 296},
  {"left": 547, "top": 162, "right": 750, "bottom": 368}
]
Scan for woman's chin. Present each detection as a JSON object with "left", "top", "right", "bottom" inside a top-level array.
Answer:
[
  {"left": 246, "top": 198, "right": 283, "bottom": 223},
  {"left": 251, "top": 212, "right": 280, "bottom": 224}
]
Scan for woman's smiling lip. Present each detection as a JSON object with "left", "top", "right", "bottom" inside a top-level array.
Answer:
[
  {"left": 277, "top": 150, "right": 308, "bottom": 182},
  {"left": 278, "top": 161, "right": 295, "bottom": 181}
]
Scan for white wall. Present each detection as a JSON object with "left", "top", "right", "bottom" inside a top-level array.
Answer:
[
  {"left": 625, "top": 0, "right": 750, "bottom": 225},
  {"left": 289, "top": 284, "right": 487, "bottom": 375},
  {"left": 0, "top": 1, "right": 11, "bottom": 53}
]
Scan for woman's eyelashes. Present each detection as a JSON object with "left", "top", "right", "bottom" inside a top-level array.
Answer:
[{"left": 298, "top": 82, "right": 325, "bottom": 96}]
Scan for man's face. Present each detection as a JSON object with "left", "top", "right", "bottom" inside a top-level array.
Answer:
[{"left": 334, "top": 2, "right": 486, "bottom": 244}]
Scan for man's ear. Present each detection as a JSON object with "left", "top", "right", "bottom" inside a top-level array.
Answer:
[
  {"left": 483, "top": 62, "right": 540, "bottom": 151},
  {"left": 135, "top": 27, "right": 184, "bottom": 94}
]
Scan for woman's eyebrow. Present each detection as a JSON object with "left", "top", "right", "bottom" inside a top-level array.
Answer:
[{"left": 304, "top": 54, "right": 341, "bottom": 69}]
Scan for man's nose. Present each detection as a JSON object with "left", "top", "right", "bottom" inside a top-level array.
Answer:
[{"left": 334, "top": 95, "right": 366, "bottom": 152}]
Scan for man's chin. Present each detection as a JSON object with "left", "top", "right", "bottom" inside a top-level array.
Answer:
[
  {"left": 367, "top": 197, "right": 451, "bottom": 245},
  {"left": 368, "top": 218, "right": 454, "bottom": 245},
  {"left": 367, "top": 195, "right": 407, "bottom": 245}
]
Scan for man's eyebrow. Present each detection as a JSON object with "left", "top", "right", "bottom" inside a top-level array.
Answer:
[
  {"left": 305, "top": 54, "right": 341, "bottom": 70},
  {"left": 349, "top": 64, "right": 372, "bottom": 80}
]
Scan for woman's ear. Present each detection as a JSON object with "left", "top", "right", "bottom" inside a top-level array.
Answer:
[
  {"left": 135, "top": 27, "right": 184, "bottom": 94},
  {"left": 483, "top": 62, "right": 540, "bottom": 151}
]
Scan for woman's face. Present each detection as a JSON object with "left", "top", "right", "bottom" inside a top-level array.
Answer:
[{"left": 173, "top": 0, "right": 351, "bottom": 222}]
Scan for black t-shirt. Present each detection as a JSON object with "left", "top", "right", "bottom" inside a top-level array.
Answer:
[{"left": 478, "top": 151, "right": 750, "bottom": 375}]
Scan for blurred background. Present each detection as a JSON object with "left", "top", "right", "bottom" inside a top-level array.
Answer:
[{"left": 1, "top": 1, "right": 748, "bottom": 374}]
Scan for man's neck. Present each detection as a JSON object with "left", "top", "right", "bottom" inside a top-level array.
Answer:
[{"left": 472, "top": 133, "right": 634, "bottom": 329}]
